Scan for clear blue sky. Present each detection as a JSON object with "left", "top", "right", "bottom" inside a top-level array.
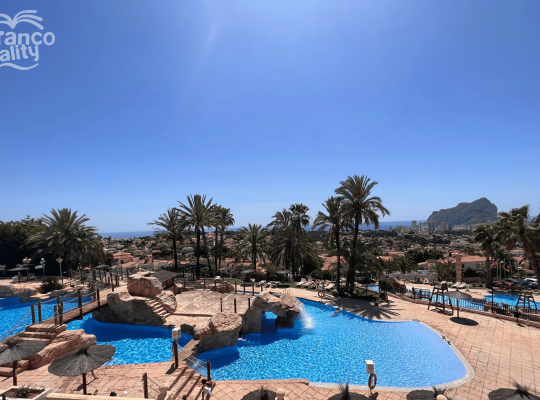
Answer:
[{"left": 1, "top": 0, "right": 539, "bottom": 232}]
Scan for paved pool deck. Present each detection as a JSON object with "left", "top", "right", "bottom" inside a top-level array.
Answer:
[{"left": 1, "top": 286, "right": 539, "bottom": 400}]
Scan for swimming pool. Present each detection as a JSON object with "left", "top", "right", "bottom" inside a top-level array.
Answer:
[
  {"left": 67, "top": 315, "right": 192, "bottom": 365},
  {"left": 197, "top": 299, "right": 468, "bottom": 388},
  {"left": 482, "top": 293, "right": 540, "bottom": 307},
  {"left": 0, "top": 297, "right": 92, "bottom": 341}
]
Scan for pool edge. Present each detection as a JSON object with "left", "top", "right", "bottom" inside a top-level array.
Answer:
[
  {"left": 307, "top": 320, "right": 475, "bottom": 392},
  {"left": 298, "top": 296, "right": 475, "bottom": 392}
]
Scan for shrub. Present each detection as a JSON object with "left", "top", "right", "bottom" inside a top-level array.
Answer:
[
  {"left": 41, "top": 275, "right": 63, "bottom": 293},
  {"left": 378, "top": 280, "right": 393, "bottom": 292},
  {"left": 309, "top": 270, "right": 333, "bottom": 281}
]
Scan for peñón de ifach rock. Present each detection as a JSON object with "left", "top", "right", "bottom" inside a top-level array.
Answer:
[{"left": 427, "top": 197, "right": 499, "bottom": 228}]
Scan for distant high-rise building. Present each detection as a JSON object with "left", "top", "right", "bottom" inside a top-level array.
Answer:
[
  {"left": 440, "top": 221, "right": 449, "bottom": 232},
  {"left": 411, "top": 220, "right": 417, "bottom": 230},
  {"left": 389, "top": 226, "right": 393, "bottom": 231},
  {"left": 428, "top": 221, "right": 436, "bottom": 232}
]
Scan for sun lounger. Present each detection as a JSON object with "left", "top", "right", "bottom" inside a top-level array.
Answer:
[{"left": 325, "top": 283, "right": 334, "bottom": 291}]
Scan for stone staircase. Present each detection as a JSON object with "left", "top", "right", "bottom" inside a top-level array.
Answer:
[
  {"left": 0, "top": 325, "right": 66, "bottom": 377},
  {"left": 145, "top": 299, "right": 171, "bottom": 321},
  {"left": 167, "top": 365, "right": 206, "bottom": 400},
  {"left": 19, "top": 324, "right": 66, "bottom": 344},
  {"left": 238, "top": 333, "right": 260, "bottom": 345}
]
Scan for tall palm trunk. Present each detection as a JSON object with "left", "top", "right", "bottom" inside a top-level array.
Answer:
[
  {"left": 220, "top": 230, "right": 224, "bottom": 269},
  {"left": 215, "top": 229, "right": 219, "bottom": 272},
  {"left": 335, "top": 229, "right": 341, "bottom": 292},
  {"left": 523, "top": 240, "right": 540, "bottom": 281},
  {"left": 196, "top": 228, "right": 201, "bottom": 278},
  {"left": 485, "top": 255, "right": 492, "bottom": 288},
  {"left": 296, "top": 226, "right": 300, "bottom": 278},
  {"left": 201, "top": 226, "right": 212, "bottom": 276},
  {"left": 172, "top": 234, "right": 178, "bottom": 272},
  {"left": 346, "top": 216, "right": 360, "bottom": 292}
]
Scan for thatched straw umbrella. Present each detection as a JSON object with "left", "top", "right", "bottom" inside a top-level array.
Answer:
[
  {"left": 488, "top": 382, "right": 540, "bottom": 400},
  {"left": 48, "top": 345, "right": 116, "bottom": 394},
  {"left": 0, "top": 337, "right": 46, "bottom": 385},
  {"left": 446, "top": 289, "right": 473, "bottom": 318}
]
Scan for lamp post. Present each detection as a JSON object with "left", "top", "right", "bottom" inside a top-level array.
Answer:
[
  {"left": 40, "top": 258, "right": 46, "bottom": 276},
  {"left": 23, "top": 257, "right": 31, "bottom": 281},
  {"left": 56, "top": 257, "right": 64, "bottom": 283}
]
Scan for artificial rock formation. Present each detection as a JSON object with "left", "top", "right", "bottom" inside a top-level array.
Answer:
[
  {"left": 0, "top": 285, "right": 39, "bottom": 303},
  {"left": 156, "top": 290, "right": 177, "bottom": 313},
  {"left": 183, "top": 313, "right": 242, "bottom": 353},
  {"left": 210, "top": 282, "right": 235, "bottom": 294},
  {"left": 28, "top": 329, "right": 97, "bottom": 369},
  {"left": 127, "top": 272, "right": 162, "bottom": 298},
  {"left": 92, "top": 292, "right": 167, "bottom": 326},
  {"left": 242, "top": 292, "right": 300, "bottom": 334}
]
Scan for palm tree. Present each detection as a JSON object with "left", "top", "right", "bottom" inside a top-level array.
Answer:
[
  {"left": 176, "top": 195, "right": 215, "bottom": 278},
  {"left": 289, "top": 204, "right": 311, "bottom": 278},
  {"left": 26, "top": 209, "right": 95, "bottom": 275},
  {"left": 72, "top": 229, "right": 104, "bottom": 268},
  {"left": 148, "top": 208, "right": 185, "bottom": 272},
  {"left": 342, "top": 243, "right": 374, "bottom": 281},
  {"left": 268, "top": 209, "right": 316, "bottom": 276},
  {"left": 496, "top": 205, "right": 540, "bottom": 280},
  {"left": 312, "top": 197, "right": 349, "bottom": 292},
  {"left": 237, "top": 224, "right": 268, "bottom": 268},
  {"left": 214, "top": 206, "right": 235, "bottom": 270},
  {"left": 473, "top": 224, "right": 498, "bottom": 293},
  {"left": 431, "top": 260, "right": 455, "bottom": 282},
  {"left": 200, "top": 205, "right": 219, "bottom": 276},
  {"left": 335, "top": 175, "right": 390, "bottom": 292}
]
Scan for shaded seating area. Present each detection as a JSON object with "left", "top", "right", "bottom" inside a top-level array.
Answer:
[{"left": 150, "top": 270, "right": 178, "bottom": 289}]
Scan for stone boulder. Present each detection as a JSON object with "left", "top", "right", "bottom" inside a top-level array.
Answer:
[
  {"left": 156, "top": 290, "right": 177, "bottom": 313},
  {"left": 49, "top": 289, "right": 69, "bottom": 298},
  {"left": 0, "top": 285, "right": 39, "bottom": 303},
  {"left": 107, "top": 291, "right": 137, "bottom": 313},
  {"left": 172, "top": 283, "right": 195, "bottom": 294},
  {"left": 211, "top": 282, "right": 235, "bottom": 294},
  {"left": 92, "top": 292, "right": 166, "bottom": 326},
  {"left": 242, "top": 292, "right": 300, "bottom": 333},
  {"left": 192, "top": 313, "right": 242, "bottom": 352},
  {"left": 128, "top": 275, "right": 162, "bottom": 298},
  {"left": 28, "top": 329, "right": 97, "bottom": 369}
]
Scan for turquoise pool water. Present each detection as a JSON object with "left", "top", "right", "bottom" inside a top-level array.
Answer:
[
  {"left": 198, "top": 299, "right": 467, "bottom": 387},
  {"left": 483, "top": 293, "right": 540, "bottom": 307},
  {"left": 67, "top": 315, "right": 192, "bottom": 365},
  {"left": 0, "top": 297, "right": 92, "bottom": 341}
]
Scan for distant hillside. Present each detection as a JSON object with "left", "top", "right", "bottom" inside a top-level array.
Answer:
[{"left": 427, "top": 198, "right": 499, "bottom": 227}]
